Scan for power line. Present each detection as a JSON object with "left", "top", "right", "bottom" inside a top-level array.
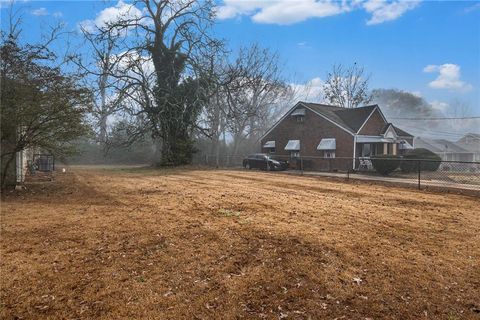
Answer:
[
  {"left": 396, "top": 124, "right": 471, "bottom": 137},
  {"left": 390, "top": 116, "right": 480, "bottom": 120}
]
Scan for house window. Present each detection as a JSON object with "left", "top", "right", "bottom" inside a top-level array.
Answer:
[
  {"left": 291, "top": 151, "right": 300, "bottom": 158},
  {"left": 324, "top": 151, "right": 335, "bottom": 158},
  {"left": 263, "top": 140, "right": 275, "bottom": 153},
  {"left": 296, "top": 116, "right": 304, "bottom": 123}
]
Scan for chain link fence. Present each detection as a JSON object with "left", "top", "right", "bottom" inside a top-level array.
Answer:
[{"left": 194, "top": 154, "right": 480, "bottom": 192}]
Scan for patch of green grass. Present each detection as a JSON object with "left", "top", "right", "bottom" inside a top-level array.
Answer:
[
  {"left": 238, "top": 218, "right": 251, "bottom": 225},
  {"left": 218, "top": 208, "right": 242, "bottom": 217},
  {"left": 446, "top": 312, "right": 462, "bottom": 320}
]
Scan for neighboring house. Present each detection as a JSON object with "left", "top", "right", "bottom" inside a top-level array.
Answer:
[
  {"left": 0, "top": 126, "right": 34, "bottom": 188},
  {"left": 414, "top": 137, "right": 476, "bottom": 162},
  {"left": 456, "top": 133, "right": 480, "bottom": 162},
  {"left": 260, "top": 101, "right": 414, "bottom": 170}
]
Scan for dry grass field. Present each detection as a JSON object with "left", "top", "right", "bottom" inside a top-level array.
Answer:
[{"left": 1, "top": 167, "right": 479, "bottom": 319}]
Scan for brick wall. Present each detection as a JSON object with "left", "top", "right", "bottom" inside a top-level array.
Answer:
[
  {"left": 261, "top": 107, "right": 354, "bottom": 159},
  {"left": 358, "top": 109, "right": 386, "bottom": 135}
]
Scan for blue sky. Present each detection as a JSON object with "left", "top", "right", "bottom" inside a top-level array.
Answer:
[{"left": 1, "top": 0, "right": 479, "bottom": 118}]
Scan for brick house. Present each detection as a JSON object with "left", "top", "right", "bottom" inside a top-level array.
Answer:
[{"left": 260, "top": 101, "right": 414, "bottom": 170}]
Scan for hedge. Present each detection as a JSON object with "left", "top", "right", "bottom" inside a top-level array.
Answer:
[
  {"left": 400, "top": 148, "right": 441, "bottom": 173},
  {"left": 371, "top": 155, "right": 401, "bottom": 175}
]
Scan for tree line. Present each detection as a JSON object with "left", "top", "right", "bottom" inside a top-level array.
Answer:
[{"left": 6, "top": 0, "right": 451, "bottom": 187}]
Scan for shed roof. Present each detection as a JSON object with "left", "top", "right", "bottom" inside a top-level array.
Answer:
[
  {"left": 285, "top": 140, "right": 300, "bottom": 151},
  {"left": 317, "top": 138, "right": 336, "bottom": 150}
]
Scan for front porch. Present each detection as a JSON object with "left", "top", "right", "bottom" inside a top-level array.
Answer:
[
  {"left": 354, "top": 136, "right": 414, "bottom": 171},
  {"left": 357, "top": 141, "right": 398, "bottom": 158}
]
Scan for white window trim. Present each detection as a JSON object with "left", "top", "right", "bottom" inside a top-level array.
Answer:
[{"left": 324, "top": 150, "right": 335, "bottom": 158}]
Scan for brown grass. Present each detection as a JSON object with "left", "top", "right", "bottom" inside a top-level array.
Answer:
[{"left": 1, "top": 167, "right": 479, "bottom": 319}]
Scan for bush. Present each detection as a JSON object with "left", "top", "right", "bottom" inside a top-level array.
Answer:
[
  {"left": 400, "top": 148, "right": 441, "bottom": 173},
  {"left": 371, "top": 155, "right": 401, "bottom": 175}
]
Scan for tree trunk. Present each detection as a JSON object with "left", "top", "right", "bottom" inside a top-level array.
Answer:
[
  {"left": 210, "top": 99, "right": 222, "bottom": 167},
  {"left": 98, "top": 67, "right": 108, "bottom": 144},
  {"left": 153, "top": 137, "right": 162, "bottom": 166},
  {"left": 1, "top": 152, "right": 16, "bottom": 190}
]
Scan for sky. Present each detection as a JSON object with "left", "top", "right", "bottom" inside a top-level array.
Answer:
[{"left": 1, "top": 0, "right": 480, "bottom": 137}]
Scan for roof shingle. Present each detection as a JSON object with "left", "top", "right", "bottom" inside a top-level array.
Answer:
[{"left": 300, "top": 102, "right": 377, "bottom": 133}]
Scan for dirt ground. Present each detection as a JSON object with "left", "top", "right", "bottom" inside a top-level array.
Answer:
[{"left": 1, "top": 166, "right": 479, "bottom": 319}]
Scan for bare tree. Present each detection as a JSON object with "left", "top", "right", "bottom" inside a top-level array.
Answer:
[
  {"left": 223, "top": 44, "right": 289, "bottom": 158},
  {"left": 447, "top": 99, "right": 475, "bottom": 135},
  {"left": 323, "top": 63, "right": 372, "bottom": 108},
  {"left": 95, "top": 0, "right": 220, "bottom": 166},
  {"left": 195, "top": 53, "right": 229, "bottom": 166},
  {"left": 71, "top": 26, "right": 127, "bottom": 145}
]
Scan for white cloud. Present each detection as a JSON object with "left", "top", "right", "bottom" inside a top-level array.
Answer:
[
  {"left": 253, "top": 1, "right": 349, "bottom": 25},
  {"left": 430, "top": 100, "right": 448, "bottom": 112},
  {"left": 216, "top": 0, "right": 351, "bottom": 25},
  {"left": 363, "top": 0, "right": 420, "bottom": 25},
  {"left": 423, "top": 63, "right": 473, "bottom": 92},
  {"left": 464, "top": 2, "right": 480, "bottom": 14},
  {"left": 29, "top": 6, "right": 62, "bottom": 17},
  {"left": 79, "top": 0, "right": 143, "bottom": 32},
  {"left": 31, "top": 7, "right": 48, "bottom": 16},
  {"left": 215, "top": 0, "right": 266, "bottom": 20},
  {"left": 114, "top": 51, "right": 155, "bottom": 77},
  {"left": 410, "top": 90, "right": 422, "bottom": 97},
  {"left": 216, "top": 0, "right": 419, "bottom": 25},
  {"left": 291, "top": 77, "right": 324, "bottom": 102}
]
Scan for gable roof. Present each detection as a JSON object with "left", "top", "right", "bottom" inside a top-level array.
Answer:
[
  {"left": 393, "top": 125, "right": 413, "bottom": 137},
  {"left": 260, "top": 101, "right": 413, "bottom": 141},
  {"left": 434, "top": 139, "right": 470, "bottom": 153},
  {"left": 459, "top": 133, "right": 480, "bottom": 140},
  {"left": 414, "top": 137, "right": 444, "bottom": 153},
  {"left": 456, "top": 133, "right": 480, "bottom": 152},
  {"left": 414, "top": 137, "right": 470, "bottom": 153},
  {"left": 379, "top": 123, "right": 413, "bottom": 137},
  {"left": 300, "top": 102, "right": 378, "bottom": 133}
]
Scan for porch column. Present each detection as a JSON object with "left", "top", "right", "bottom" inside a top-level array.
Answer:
[
  {"left": 383, "top": 142, "right": 388, "bottom": 155},
  {"left": 392, "top": 143, "right": 397, "bottom": 155}
]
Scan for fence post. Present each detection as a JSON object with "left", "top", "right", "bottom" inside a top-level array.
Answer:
[
  {"left": 301, "top": 157, "right": 304, "bottom": 175},
  {"left": 417, "top": 160, "right": 421, "bottom": 190}
]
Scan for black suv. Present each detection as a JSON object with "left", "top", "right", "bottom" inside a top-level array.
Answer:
[{"left": 243, "top": 154, "right": 289, "bottom": 171}]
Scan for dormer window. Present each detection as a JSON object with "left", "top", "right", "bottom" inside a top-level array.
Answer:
[{"left": 291, "top": 108, "right": 306, "bottom": 123}]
